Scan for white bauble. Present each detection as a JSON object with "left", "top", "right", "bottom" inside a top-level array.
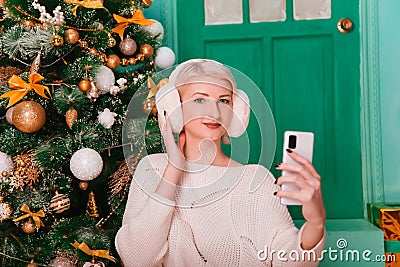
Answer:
[
  {"left": 142, "top": 19, "right": 164, "bottom": 41},
  {"left": 154, "top": 47, "right": 176, "bottom": 69},
  {"left": 83, "top": 261, "right": 105, "bottom": 267},
  {"left": 0, "top": 152, "right": 13, "bottom": 174},
  {"left": 95, "top": 66, "right": 115, "bottom": 94},
  {"left": 6, "top": 107, "right": 14, "bottom": 125},
  {"left": 70, "top": 148, "right": 103, "bottom": 181}
]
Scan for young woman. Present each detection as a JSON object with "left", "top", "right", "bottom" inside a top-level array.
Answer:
[{"left": 115, "top": 59, "right": 326, "bottom": 266}]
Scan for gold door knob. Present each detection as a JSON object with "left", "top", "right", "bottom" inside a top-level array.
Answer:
[{"left": 337, "top": 18, "right": 353, "bottom": 33}]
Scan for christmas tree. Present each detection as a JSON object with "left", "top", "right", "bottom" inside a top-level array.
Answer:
[{"left": 0, "top": 0, "right": 175, "bottom": 266}]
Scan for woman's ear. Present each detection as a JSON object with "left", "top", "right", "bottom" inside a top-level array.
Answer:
[
  {"left": 156, "top": 85, "right": 183, "bottom": 134},
  {"left": 222, "top": 134, "right": 231, "bottom": 144}
]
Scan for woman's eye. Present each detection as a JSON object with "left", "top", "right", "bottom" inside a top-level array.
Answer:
[
  {"left": 219, "top": 99, "right": 230, "bottom": 104},
  {"left": 194, "top": 98, "right": 204, "bottom": 103}
]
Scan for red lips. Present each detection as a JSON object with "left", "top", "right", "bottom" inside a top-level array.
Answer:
[{"left": 203, "top": 122, "right": 221, "bottom": 129}]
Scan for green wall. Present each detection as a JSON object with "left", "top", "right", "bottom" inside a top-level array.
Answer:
[{"left": 378, "top": 1, "right": 400, "bottom": 202}]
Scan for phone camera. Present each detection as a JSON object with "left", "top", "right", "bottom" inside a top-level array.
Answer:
[{"left": 288, "top": 135, "right": 297, "bottom": 149}]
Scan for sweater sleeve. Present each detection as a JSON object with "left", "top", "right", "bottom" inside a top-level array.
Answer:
[
  {"left": 115, "top": 155, "right": 175, "bottom": 267},
  {"left": 251, "top": 166, "right": 326, "bottom": 267}
]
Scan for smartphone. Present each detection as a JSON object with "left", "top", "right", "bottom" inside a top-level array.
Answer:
[{"left": 280, "top": 131, "right": 314, "bottom": 205}]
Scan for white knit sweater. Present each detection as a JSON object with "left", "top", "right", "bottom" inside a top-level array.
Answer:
[{"left": 115, "top": 153, "right": 325, "bottom": 267}]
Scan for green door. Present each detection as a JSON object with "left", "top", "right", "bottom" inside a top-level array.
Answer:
[{"left": 176, "top": 0, "right": 362, "bottom": 219}]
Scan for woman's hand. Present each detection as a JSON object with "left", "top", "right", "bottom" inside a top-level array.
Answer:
[
  {"left": 275, "top": 150, "right": 326, "bottom": 226},
  {"left": 158, "top": 112, "right": 186, "bottom": 172}
]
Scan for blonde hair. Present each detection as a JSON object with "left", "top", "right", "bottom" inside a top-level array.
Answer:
[{"left": 173, "top": 60, "right": 236, "bottom": 92}]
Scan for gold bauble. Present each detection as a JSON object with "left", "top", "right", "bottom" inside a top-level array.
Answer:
[
  {"left": 21, "top": 20, "right": 35, "bottom": 28},
  {"left": 50, "top": 34, "right": 64, "bottom": 47},
  {"left": 142, "top": 98, "right": 157, "bottom": 115},
  {"left": 107, "top": 37, "right": 117, "bottom": 48},
  {"left": 99, "top": 53, "right": 107, "bottom": 63},
  {"left": 50, "top": 192, "right": 70, "bottom": 213},
  {"left": 22, "top": 220, "right": 36, "bottom": 234},
  {"left": 79, "top": 181, "right": 88, "bottom": 190},
  {"left": 0, "top": 196, "right": 13, "bottom": 222},
  {"left": 78, "top": 79, "right": 91, "bottom": 92},
  {"left": 128, "top": 58, "right": 137, "bottom": 65},
  {"left": 121, "top": 58, "right": 129, "bottom": 67},
  {"left": 1, "top": 171, "right": 8, "bottom": 177},
  {"left": 65, "top": 109, "right": 78, "bottom": 129},
  {"left": 140, "top": 44, "right": 154, "bottom": 58},
  {"left": 140, "top": 0, "right": 153, "bottom": 8},
  {"left": 79, "top": 40, "right": 89, "bottom": 50},
  {"left": 12, "top": 101, "right": 46, "bottom": 133},
  {"left": 65, "top": 29, "right": 80, "bottom": 45},
  {"left": 88, "top": 47, "right": 98, "bottom": 56},
  {"left": 27, "top": 259, "right": 38, "bottom": 267},
  {"left": 106, "top": 54, "right": 120, "bottom": 69},
  {"left": 136, "top": 53, "right": 145, "bottom": 61}
]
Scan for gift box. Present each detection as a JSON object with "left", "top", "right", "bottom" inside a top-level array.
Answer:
[
  {"left": 385, "top": 241, "right": 400, "bottom": 267},
  {"left": 367, "top": 203, "right": 400, "bottom": 240}
]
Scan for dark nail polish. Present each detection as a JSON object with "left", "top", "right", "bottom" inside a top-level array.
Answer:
[
  {"left": 273, "top": 191, "right": 277, "bottom": 195},
  {"left": 274, "top": 164, "right": 280, "bottom": 168},
  {"left": 286, "top": 149, "right": 293, "bottom": 153},
  {"left": 164, "top": 110, "right": 166, "bottom": 116},
  {"left": 274, "top": 179, "right": 278, "bottom": 184}
]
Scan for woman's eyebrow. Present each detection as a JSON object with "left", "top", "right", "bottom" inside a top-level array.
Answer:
[
  {"left": 219, "top": 94, "right": 232, "bottom": 98},
  {"left": 192, "top": 92, "right": 209, "bottom": 97}
]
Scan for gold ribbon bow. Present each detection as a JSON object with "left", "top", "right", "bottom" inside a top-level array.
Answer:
[
  {"left": 71, "top": 241, "right": 117, "bottom": 262},
  {"left": 112, "top": 10, "right": 154, "bottom": 40},
  {"left": 13, "top": 204, "right": 45, "bottom": 229},
  {"left": 0, "top": 73, "right": 51, "bottom": 108},
  {"left": 64, "top": 0, "right": 104, "bottom": 16},
  {"left": 147, "top": 77, "right": 169, "bottom": 99}
]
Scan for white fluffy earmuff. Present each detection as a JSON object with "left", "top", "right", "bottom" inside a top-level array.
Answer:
[{"left": 155, "top": 59, "right": 250, "bottom": 138}]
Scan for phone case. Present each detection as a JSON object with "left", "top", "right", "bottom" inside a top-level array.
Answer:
[{"left": 280, "top": 131, "right": 314, "bottom": 205}]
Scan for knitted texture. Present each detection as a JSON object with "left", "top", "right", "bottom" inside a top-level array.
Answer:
[{"left": 115, "top": 153, "right": 325, "bottom": 266}]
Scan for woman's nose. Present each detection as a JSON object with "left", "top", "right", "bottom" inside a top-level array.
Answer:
[{"left": 207, "top": 99, "right": 221, "bottom": 119}]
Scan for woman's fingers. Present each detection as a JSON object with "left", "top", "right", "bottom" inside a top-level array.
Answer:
[
  {"left": 285, "top": 150, "right": 320, "bottom": 179},
  {"left": 275, "top": 162, "right": 315, "bottom": 183},
  {"left": 275, "top": 175, "right": 305, "bottom": 189}
]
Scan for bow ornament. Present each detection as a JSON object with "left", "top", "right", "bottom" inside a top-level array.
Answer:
[
  {"left": 71, "top": 240, "right": 117, "bottom": 262},
  {"left": 64, "top": 0, "right": 104, "bottom": 16},
  {"left": 0, "top": 73, "right": 51, "bottom": 108},
  {"left": 112, "top": 10, "right": 153, "bottom": 40},
  {"left": 13, "top": 204, "right": 45, "bottom": 229}
]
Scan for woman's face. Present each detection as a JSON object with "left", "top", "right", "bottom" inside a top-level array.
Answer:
[{"left": 179, "top": 80, "right": 234, "bottom": 141}]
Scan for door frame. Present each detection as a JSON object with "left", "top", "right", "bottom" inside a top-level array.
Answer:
[{"left": 160, "top": 0, "right": 384, "bottom": 218}]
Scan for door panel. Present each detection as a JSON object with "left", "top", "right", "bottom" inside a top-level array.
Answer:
[{"left": 176, "top": 0, "right": 362, "bottom": 219}]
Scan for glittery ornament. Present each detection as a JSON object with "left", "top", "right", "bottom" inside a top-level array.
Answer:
[
  {"left": 95, "top": 66, "right": 115, "bottom": 93},
  {"left": 88, "top": 47, "right": 98, "bottom": 56},
  {"left": 22, "top": 220, "right": 36, "bottom": 234},
  {"left": 141, "top": 19, "right": 164, "bottom": 41},
  {"left": 21, "top": 20, "right": 36, "bottom": 28},
  {"left": 106, "top": 54, "right": 120, "bottom": 69},
  {"left": 86, "top": 191, "right": 99, "bottom": 217},
  {"left": 0, "top": 151, "right": 13, "bottom": 175},
  {"left": 50, "top": 34, "right": 64, "bottom": 47},
  {"left": 70, "top": 148, "right": 103, "bottom": 181},
  {"left": 65, "top": 29, "right": 79, "bottom": 44},
  {"left": 83, "top": 259, "right": 105, "bottom": 267},
  {"left": 78, "top": 78, "right": 91, "bottom": 92},
  {"left": 50, "top": 191, "right": 70, "bottom": 213},
  {"left": 30, "top": 51, "right": 41, "bottom": 74},
  {"left": 12, "top": 101, "right": 46, "bottom": 133},
  {"left": 5, "top": 107, "right": 14, "bottom": 125},
  {"left": 65, "top": 109, "right": 78, "bottom": 129},
  {"left": 79, "top": 40, "right": 89, "bottom": 50},
  {"left": 119, "top": 37, "right": 137, "bottom": 56},
  {"left": 49, "top": 256, "right": 75, "bottom": 267},
  {"left": 10, "top": 153, "right": 39, "bottom": 189},
  {"left": 0, "top": 196, "right": 13, "bottom": 222},
  {"left": 140, "top": 44, "right": 154, "bottom": 58}
]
